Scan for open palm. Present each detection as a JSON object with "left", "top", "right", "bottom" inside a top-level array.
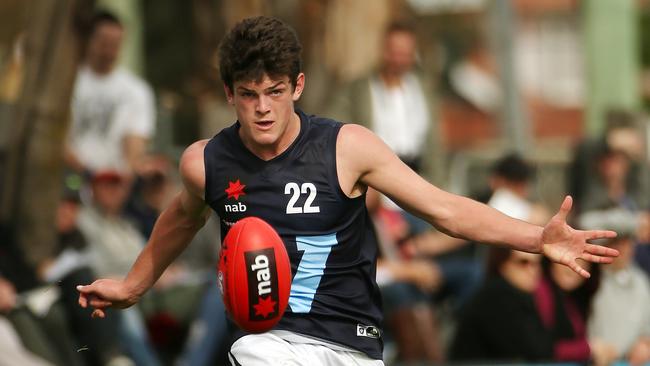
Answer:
[{"left": 541, "top": 196, "right": 619, "bottom": 278}]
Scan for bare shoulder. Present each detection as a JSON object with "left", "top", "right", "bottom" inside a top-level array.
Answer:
[
  {"left": 337, "top": 123, "right": 396, "bottom": 171},
  {"left": 338, "top": 123, "right": 377, "bottom": 146},
  {"left": 180, "top": 139, "right": 209, "bottom": 199},
  {"left": 337, "top": 123, "right": 395, "bottom": 196}
]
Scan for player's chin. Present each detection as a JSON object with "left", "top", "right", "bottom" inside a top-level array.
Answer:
[{"left": 253, "top": 132, "right": 280, "bottom": 146}]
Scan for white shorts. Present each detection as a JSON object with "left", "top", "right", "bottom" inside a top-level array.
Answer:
[{"left": 228, "top": 331, "right": 384, "bottom": 366}]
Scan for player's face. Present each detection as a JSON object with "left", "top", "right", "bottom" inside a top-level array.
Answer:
[
  {"left": 86, "top": 23, "right": 123, "bottom": 74},
  {"left": 226, "top": 73, "right": 305, "bottom": 159}
]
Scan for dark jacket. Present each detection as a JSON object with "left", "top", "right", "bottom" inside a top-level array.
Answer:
[{"left": 450, "top": 275, "right": 553, "bottom": 363}]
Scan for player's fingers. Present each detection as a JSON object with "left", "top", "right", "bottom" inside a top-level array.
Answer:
[
  {"left": 89, "top": 298, "right": 112, "bottom": 308},
  {"left": 76, "top": 284, "right": 94, "bottom": 294},
  {"left": 584, "top": 243, "right": 619, "bottom": 257},
  {"left": 91, "top": 309, "right": 105, "bottom": 318},
  {"left": 78, "top": 293, "right": 88, "bottom": 308},
  {"left": 568, "top": 259, "right": 591, "bottom": 279},
  {"left": 580, "top": 252, "right": 614, "bottom": 264},
  {"left": 555, "top": 196, "right": 573, "bottom": 222},
  {"left": 584, "top": 230, "right": 617, "bottom": 241}
]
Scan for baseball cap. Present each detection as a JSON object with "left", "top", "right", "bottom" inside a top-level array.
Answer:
[
  {"left": 92, "top": 170, "right": 124, "bottom": 184},
  {"left": 578, "top": 208, "right": 637, "bottom": 245}
]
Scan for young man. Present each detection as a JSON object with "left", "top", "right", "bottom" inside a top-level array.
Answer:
[
  {"left": 78, "top": 16, "right": 618, "bottom": 365},
  {"left": 66, "top": 11, "right": 155, "bottom": 176}
]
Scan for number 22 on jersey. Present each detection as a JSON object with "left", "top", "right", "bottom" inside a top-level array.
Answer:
[{"left": 284, "top": 182, "right": 320, "bottom": 214}]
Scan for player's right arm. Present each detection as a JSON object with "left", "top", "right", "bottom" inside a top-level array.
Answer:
[
  {"left": 337, "top": 124, "right": 617, "bottom": 278},
  {"left": 77, "top": 140, "right": 210, "bottom": 318}
]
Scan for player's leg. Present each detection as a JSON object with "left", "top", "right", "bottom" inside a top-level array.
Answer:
[
  {"left": 229, "top": 332, "right": 303, "bottom": 365},
  {"left": 229, "top": 333, "right": 385, "bottom": 366},
  {"left": 314, "top": 347, "right": 385, "bottom": 366}
]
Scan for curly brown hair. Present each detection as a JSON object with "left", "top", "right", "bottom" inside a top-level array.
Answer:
[{"left": 218, "top": 16, "right": 302, "bottom": 91}]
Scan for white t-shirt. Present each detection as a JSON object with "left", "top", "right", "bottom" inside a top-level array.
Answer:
[
  {"left": 369, "top": 72, "right": 429, "bottom": 160},
  {"left": 487, "top": 188, "right": 532, "bottom": 221},
  {"left": 69, "top": 66, "right": 155, "bottom": 172}
]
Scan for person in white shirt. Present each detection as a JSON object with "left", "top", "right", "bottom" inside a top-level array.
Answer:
[
  {"left": 66, "top": 11, "right": 155, "bottom": 176},
  {"left": 582, "top": 221, "right": 650, "bottom": 365}
]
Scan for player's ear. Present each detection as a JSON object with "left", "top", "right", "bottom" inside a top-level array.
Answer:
[
  {"left": 291, "top": 73, "right": 305, "bottom": 102},
  {"left": 224, "top": 84, "right": 234, "bottom": 104}
]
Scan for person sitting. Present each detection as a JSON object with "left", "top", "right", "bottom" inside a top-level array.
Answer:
[
  {"left": 535, "top": 258, "right": 615, "bottom": 365},
  {"left": 583, "top": 218, "right": 650, "bottom": 365},
  {"left": 449, "top": 247, "right": 552, "bottom": 362}
]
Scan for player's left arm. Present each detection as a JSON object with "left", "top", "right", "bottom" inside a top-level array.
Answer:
[{"left": 336, "top": 124, "right": 618, "bottom": 277}]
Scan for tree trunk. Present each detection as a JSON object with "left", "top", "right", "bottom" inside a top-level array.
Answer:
[{"left": 1, "top": 0, "right": 94, "bottom": 267}]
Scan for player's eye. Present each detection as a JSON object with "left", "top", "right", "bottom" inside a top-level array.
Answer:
[
  {"left": 269, "top": 89, "right": 284, "bottom": 96},
  {"left": 240, "top": 91, "right": 256, "bottom": 98}
]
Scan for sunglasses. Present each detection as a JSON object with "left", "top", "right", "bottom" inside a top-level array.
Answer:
[{"left": 510, "top": 257, "right": 541, "bottom": 267}]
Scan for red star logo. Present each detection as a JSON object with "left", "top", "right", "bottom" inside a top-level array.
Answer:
[
  {"left": 253, "top": 296, "right": 276, "bottom": 318},
  {"left": 225, "top": 179, "right": 246, "bottom": 200}
]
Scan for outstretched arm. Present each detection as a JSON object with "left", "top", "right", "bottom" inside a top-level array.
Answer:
[
  {"left": 78, "top": 140, "right": 210, "bottom": 317},
  {"left": 337, "top": 124, "right": 617, "bottom": 278}
]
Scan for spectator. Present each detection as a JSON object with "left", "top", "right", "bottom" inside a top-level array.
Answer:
[
  {"left": 0, "top": 277, "right": 53, "bottom": 366},
  {"left": 77, "top": 170, "right": 160, "bottom": 366},
  {"left": 66, "top": 10, "right": 155, "bottom": 176},
  {"left": 576, "top": 140, "right": 650, "bottom": 276},
  {"left": 37, "top": 174, "right": 133, "bottom": 365},
  {"left": 327, "top": 20, "right": 444, "bottom": 185},
  {"left": 584, "top": 219, "right": 650, "bottom": 365},
  {"left": 535, "top": 259, "right": 613, "bottom": 365},
  {"left": 568, "top": 109, "right": 646, "bottom": 214},
  {"left": 449, "top": 247, "right": 552, "bottom": 362}
]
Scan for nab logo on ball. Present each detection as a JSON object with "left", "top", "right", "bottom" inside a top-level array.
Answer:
[
  {"left": 245, "top": 248, "right": 279, "bottom": 320},
  {"left": 218, "top": 217, "right": 291, "bottom": 334}
]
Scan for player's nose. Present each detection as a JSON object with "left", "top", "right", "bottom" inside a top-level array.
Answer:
[{"left": 255, "top": 95, "right": 271, "bottom": 114}]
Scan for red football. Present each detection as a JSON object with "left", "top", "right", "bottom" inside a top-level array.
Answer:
[{"left": 217, "top": 217, "right": 291, "bottom": 333}]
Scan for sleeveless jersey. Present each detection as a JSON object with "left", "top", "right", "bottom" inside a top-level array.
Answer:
[{"left": 203, "top": 109, "right": 384, "bottom": 359}]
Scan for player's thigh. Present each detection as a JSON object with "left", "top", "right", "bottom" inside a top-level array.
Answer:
[
  {"left": 317, "top": 348, "right": 385, "bottom": 366},
  {"left": 229, "top": 333, "right": 304, "bottom": 366},
  {"left": 229, "top": 334, "right": 385, "bottom": 366}
]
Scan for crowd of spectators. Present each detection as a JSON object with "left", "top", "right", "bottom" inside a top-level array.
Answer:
[{"left": 1, "top": 9, "right": 650, "bottom": 366}]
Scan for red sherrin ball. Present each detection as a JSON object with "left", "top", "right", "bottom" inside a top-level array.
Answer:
[{"left": 217, "top": 217, "right": 291, "bottom": 333}]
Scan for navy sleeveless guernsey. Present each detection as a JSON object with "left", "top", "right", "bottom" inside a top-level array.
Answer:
[{"left": 203, "top": 109, "right": 383, "bottom": 359}]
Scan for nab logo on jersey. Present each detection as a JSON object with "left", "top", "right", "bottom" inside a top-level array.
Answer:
[
  {"left": 225, "top": 179, "right": 247, "bottom": 212},
  {"left": 245, "top": 248, "right": 279, "bottom": 320}
]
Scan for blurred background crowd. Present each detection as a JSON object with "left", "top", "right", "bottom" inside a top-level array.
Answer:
[{"left": 1, "top": 0, "right": 650, "bottom": 365}]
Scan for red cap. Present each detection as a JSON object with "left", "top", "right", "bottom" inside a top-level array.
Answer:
[{"left": 92, "top": 170, "right": 124, "bottom": 184}]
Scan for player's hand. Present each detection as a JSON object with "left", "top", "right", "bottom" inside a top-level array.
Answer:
[
  {"left": 77, "top": 279, "right": 138, "bottom": 318},
  {"left": 541, "top": 196, "right": 618, "bottom": 278}
]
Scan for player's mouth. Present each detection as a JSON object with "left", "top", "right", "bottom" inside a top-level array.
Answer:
[{"left": 254, "top": 120, "right": 274, "bottom": 130}]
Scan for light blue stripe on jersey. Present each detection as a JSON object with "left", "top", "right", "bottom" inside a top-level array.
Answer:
[{"left": 289, "top": 233, "right": 338, "bottom": 313}]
